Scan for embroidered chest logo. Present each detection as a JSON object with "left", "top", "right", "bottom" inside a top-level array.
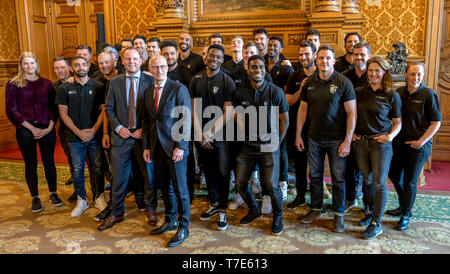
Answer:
[
  {"left": 412, "top": 100, "right": 423, "bottom": 104},
  {"left": 212, "top": 86, "right": 219, "bottom": 94},
  {"left": 242, "top": 101, "right": 250, "bottom": 106},
  {"left": 307, "top": 86, "right": 314, "bottom": 91},
  {"left": 330, "top": 84, "right": 338, "bottom": 94},
  {"left": 68, "top": 90, "right": 76, "bottom": 95},
  {"left": 89, "top": 90, "right": 93, "bottom": 95},
  {"left": 188, "top": 64, "right": 191, "bottom": 69}
]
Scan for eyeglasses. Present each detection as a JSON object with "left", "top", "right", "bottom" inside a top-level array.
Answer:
[{"left": 151, "top": 65, "right": 168, "bottom": 70}]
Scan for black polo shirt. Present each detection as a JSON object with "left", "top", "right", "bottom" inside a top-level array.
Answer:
[
  {"left": 168, "top": 64, "right": 192, "bottom": 87},
  {"left": 355, "top": 86, "right": 402, "bottom": 136},
  {"left": 88, "top": 63, "right": 100, "bottom": 78},
  {"left": 233, "top": 81, "right": 289, "bottom": 147},
  {"left": 189, "top": 70, "right": 236, "bottom": 139},
  {"left": 229, "top": 64, "right": 273, "bottom": 88},
  {"left": 300, "top": 70, "right": 356, "bottom": 141},
  {"left": 342, "top": 67, "right": 368, "bottom": 90},
  {"left": 55, "top": 78, "right": 105, "bottom": 142},
  {"left": 396, "top": 85, "right": 442, "bottom": 142},
  {"left": 265, "top": 56, "right": 294, "bottom": 89},
  {"left": 179, "top": 51, "right": 205, "bottom": 77},
  {"left": 222, "top": 59, "right": 243, "bottom": 76},
  {"left": 334, "top": 55, "right": 354, "bottom": 73},
  {"left": 54, "top": 80, "right": 66, "bottom": 131}
]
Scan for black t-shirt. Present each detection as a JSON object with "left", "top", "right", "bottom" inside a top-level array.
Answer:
[
  {"left": 300, "top": 70, "right": 356, "bottom": 141},
  {"left": 222, "top": 59, "right": 243, "bottom": 76},
  {"left": 233, "top": 81, "right": 289, "bottom": 148},
  {"left": 55, "top": 78, "right": 105, "bottom": 142},
  {"left": 342, "top": 67, "right": 368, "bottom": 90},
  {"left": 229, "top": 63, "right": 273, "bottom": 88},
  {"left": 189, "top": 70, "right": 236, "bottom": 140},
  {"left": 334, "top": 55, "right": 354, "bottom": 73},
  {"left": 265, "top": 57, "right": 294, "bottom": 89},
  {"left": 355, "top": 86, "right": 402, "bottom": 136},
  {"left": 168, "top": 64, "right": 192, "bottom": 87},
  {"left": 396, "top": 85, "right": 442, "bottom": 143},
  {"left": 179, "top": 51, "right": 205, "bottom": 77}
]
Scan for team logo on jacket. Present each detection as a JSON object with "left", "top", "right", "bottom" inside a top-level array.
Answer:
[
  {"left": 330, "top": 84, "right": 338, "bottom": 94},
  {"left": 89, "top": 90, "right": 93, "bottom": 95},
  {"left": 213, "top": 86, "right": 219, "bottom": 94}
]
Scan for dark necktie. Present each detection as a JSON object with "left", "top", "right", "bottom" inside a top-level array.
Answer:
[
  {"left": 154, "top": 86, "right": 161, "bottom": 113},
  {"left": 128, "top": 76, "right": 135, "bottom": 128}
]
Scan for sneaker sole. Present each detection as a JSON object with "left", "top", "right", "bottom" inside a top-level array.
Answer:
[
  {"left": 71, "top": 206, "right": 90, "bottom": 218},
  {"left": 50, "top": 200, "right": 63, "bottom": 207},
  {"left": 272, "top": 228, "right": 283, "bottom": 236},
  {"left": 32, "top": 208, "right": 43, "bottom": 213},
  {"left": 363, "top": 228, "right": 383, "bottom": 240},
  {"left": 300, "top": 214, "right": 322, "bottom": 224},
  {"left": 200, "top": 212, "right": 219, "bottom": 221},
  {"left": 217, "top": 224, "right": 229, "bottom": 231}
]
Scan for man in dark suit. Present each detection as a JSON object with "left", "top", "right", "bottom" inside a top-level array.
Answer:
[
  {"left": 99, "top": 47, "right": 157, "bottom": 230},
  {"left": 143, "top": 55, "right": 192, "bottom": 247}
]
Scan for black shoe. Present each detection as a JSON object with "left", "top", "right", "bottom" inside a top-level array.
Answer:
[
  {"left": 362, "top": 222, "right": 383, "bottom": 239},
  {"left": 200, "top": 205, "right": 220, "bottom": 221},
  {"left": 65, "top": 177, "right": 74, "bottom": 185},
  {"left": 150, "top": 220, "right": 179, "bottom": 235},
  {"left": 271, "top": 216, "right": 283, "bottom": 235},
  {"left": 239, "top": 209, "right": 262, "bottom": 225},
  {"left": 397, "top": 215, "right": 410, "bottom": 231},
  {"left": 31, "top": 197, "right": 43, "bottom": 213},
  {"left": 359, "top": 214, "right": 373, "bottom": 227},
  {"left": 167, "top": 227, "right": 189, "bottom": 247},
  {"left": 68, "top": 191, "right": 77, "bottom": 203},
  {"left": 385, "top": 207, "right": 402, "bottom": 216},
  {"left": 287, "top": 196, "right": 306, "bottom": 209},
  {"left": 333, "top": 215, "right": 346, "bottom": 233},
  {"left": 49, "top": 193, "right": 63, "bottom": 207},
  {"left": 94, "top": 205, "right": 112, "bottom": 222}
]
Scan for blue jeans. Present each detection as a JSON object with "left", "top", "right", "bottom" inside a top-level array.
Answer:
[
  {"left": 308, "top": 138, "right": 347, "bottom": 215},
  {"left": 69, "top": 140, "right": 104, "bottom": 200},
  {"left": 353, "top": 138, "right": 393, "bottom": 224},
  {"left": 389, "top": 141, "right": 431, "bottom": 217}
]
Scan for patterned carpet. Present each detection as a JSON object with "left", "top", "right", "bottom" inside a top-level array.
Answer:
[{"left": 0, "top": 159, "right": 449, "bottom": 254}]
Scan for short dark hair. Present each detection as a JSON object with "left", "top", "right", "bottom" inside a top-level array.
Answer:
[
  {"left": 353, "top": 42, "right": 372, "bottom": 55},
  {"left": 133, "top": 35, "right": 146, "bottom": 43},
  {"left": 405, "top": 61, "right": 425, "bottom": 73},
  {"left": 71, "top": 55, "right": 88, "bottom": 65},
  {"left": 209, "top": 33, "right": 223, "bottom": 44},
  {"left": 344, "top": 32, "right": 362, "bottom": 43},
  {"left": 305, "top": 28, "right": 321, "bottom": 40},
  {"left": 53, "top": 57, "right": 70, "bottom": 66},
  {"left": 76, "top": 45, "right": 92, "bottom": 54},
  {"left": 147, "top": 37, "right": 161, "bottom": 47},
  {"left": 253, "top": 28, "right": 269, "bottom": 37},
  {"left": 299, "top": 40, "right": 317, "bottom": 53},
  {"left": 269, "top": 36, "right": 284, "bottom": 48},
  {"left": 317, "top": 45, "right": 336, "bottom": 58},
  {"left": 208, "top": 44, "right": 225, "bottom": 55},
  {"left": 248, "top": 54, "right": 265, "bottom": 67},
  {"left": 122, "top": 38, "right": 133, "bottom": 43},
  {"left": 161, "top": 40, "right": 178, "bottom": 51}
]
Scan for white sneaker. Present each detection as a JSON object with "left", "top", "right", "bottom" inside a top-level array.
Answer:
[
  {"left": 279, "top": 181, "right": 288, "bottom": 201},
  {"left": 95, "top": 193, "right": 107, "bottom": 211},
  {"left": 261, "top": 195, "right": 272, "bottom": 214},
  {"left": 71, "top": 196, "right": 89, "bottom": 217},
  {"left": 228, "top": 193, "right": 244, "bottom": 210}
]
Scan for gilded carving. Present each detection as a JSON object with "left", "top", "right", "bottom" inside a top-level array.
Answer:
[
  {"left": 0, "top": 0, "right": 20, "bottom": 60},
  {"left": 114, "top": 0, "right": 157, "bottom": 40},
  {"left": 164, "top": 0, "right": 184, "bottom": 9}
]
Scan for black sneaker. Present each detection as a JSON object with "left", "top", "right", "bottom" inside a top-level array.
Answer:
[
  {"left": 385, "top": 207, "right": 402, "bottom": 216},
  {"left": 49, "top": 193, "right": 63, "bottom": 207},
  {"left": 362, "top": 222, "right": 383, "bottom": 240},
  {"left": 217, "top": 212, "right": 228, "bottom": 231},
  {"left": 94, "top": 205, "right": 112, "bottom": 222},
  {"left": 271, "top": 216, "right": 283, "bottom": 235},
  {"left": 359, "top": 214, "right": 373, "bottom": 227},
  {"left": 68, "top": 191, "right": 77, "bottom": 203},
  {"left": 200, "top": 205, "right": 220, "bottom": 221},
  {"left": 240, "top": 209, "right": 262, "bottom": 225},
  {"left": 287, "top": 196, "right": 306, "bottom": 209},
  {"left": 300, "top": 210, "right": 322, "bottom": 224},
  {"left": 31, "top": 197, "right": 43, "bottom": 213}
]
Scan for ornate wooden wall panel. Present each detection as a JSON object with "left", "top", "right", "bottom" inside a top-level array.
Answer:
[
  {"left": 0, "top": 0, "right": 20, "bottom": 60},
  {"left": 114, "top": 0, "right": 157, "bottom": 40}
]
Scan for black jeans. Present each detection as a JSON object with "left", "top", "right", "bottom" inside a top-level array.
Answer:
[
  {"left": 287, "top": 133, "right": 308, "bottom": 200},
  {"left": 235, "top": 144, "right": 283, "bottom": 218},
  {"left": 196, "top": 141, "right": 230, "bottom": 209},
  {"left": 16, "top": 125, "right": 57, "bottom": 197},
  {"left": 389, "top": 141, "right": 431, "bottom": 217}
]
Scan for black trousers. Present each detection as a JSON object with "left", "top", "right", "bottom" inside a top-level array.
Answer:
[
  {"left": 16, "top": 125, "right": 57, "bottom": 197},
  {"left": 286, "top": 133, "right": 308, "bottom": 199}
]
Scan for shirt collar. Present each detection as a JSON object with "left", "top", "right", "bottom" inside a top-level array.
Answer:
[
  {"left": 126, "top": 70, "right": 141, "bottom": 79},
  {"left": 155, "top": 78, "right": 168, "bottom": 88}
]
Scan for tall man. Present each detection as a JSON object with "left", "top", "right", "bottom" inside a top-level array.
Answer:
[
  {"left": 234, "top": 54, "right": 289, "bottom": 235},
  {"left": 56, "top": 56, "right": 106, "bottom": 217},
  {"left": 190, "top": 44, "right": 236, "bottom": 230},
  {"left": 334, "top": 32, "right": 361, "bottom": 73},
  {"left": 100, "top": 47, "right": 157, "bottom": 230},
  {"left": 143, "top": 55, "right": 192, "bottom": 247},
  {"left": 254, "top": 28, "right": 269, "bottom": 57},
  {"left": 178, "top": 32, "right": 205, "bottom": 76},
  {"left": 296, "top": 45, "right": 357, "bottom": 233}
]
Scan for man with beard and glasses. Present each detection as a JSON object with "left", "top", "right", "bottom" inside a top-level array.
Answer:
[
  {"left": 56, "top": 56, "right": 105, "bottom": 218},
  {"left": 178, "top": 32, "right": 205, "bottom": 77},
  {"left": 161, "top": 40, "right": 192, "bottom": 87},
  {"left": 190, "top": 44, "right": 236, "bottom": 230},
  {"left": 285, "top": 40, "right": 317, "bottom": 209},
  {"left": 334, "top": 32, "right": 361, "bottom": 73}
]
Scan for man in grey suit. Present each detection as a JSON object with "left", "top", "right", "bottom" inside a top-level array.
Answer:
[
  {"left": 99, "top": 47, "right": 157, "bottom": 230},
  {"left": 143, "top": 55, "right": 192, "bottom": 247}
]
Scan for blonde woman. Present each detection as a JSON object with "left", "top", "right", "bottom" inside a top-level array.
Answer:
[
  {"left": 5, "top": 52, "right": 62, "bottom": 212},
  {"left": 352, "top": 57, "right": 402, "bottom": 239}
]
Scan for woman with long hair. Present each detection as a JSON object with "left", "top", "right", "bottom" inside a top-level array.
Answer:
[
  {"left": 387, "top": 62, "right": 441, "bottom": 230},
  {"left": 352, "top": 56, "right": 402, "bottom": 239},
  {"left": 5, "top": 52, "right": 63, "bottom": 212}
]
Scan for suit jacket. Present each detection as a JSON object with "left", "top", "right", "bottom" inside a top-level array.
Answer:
[
  {"left": 142, "top": 77, "right": 192, "bottom": 158},
  {"left": 105, "top": 72, "right": 154, "bottom": 146}
]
